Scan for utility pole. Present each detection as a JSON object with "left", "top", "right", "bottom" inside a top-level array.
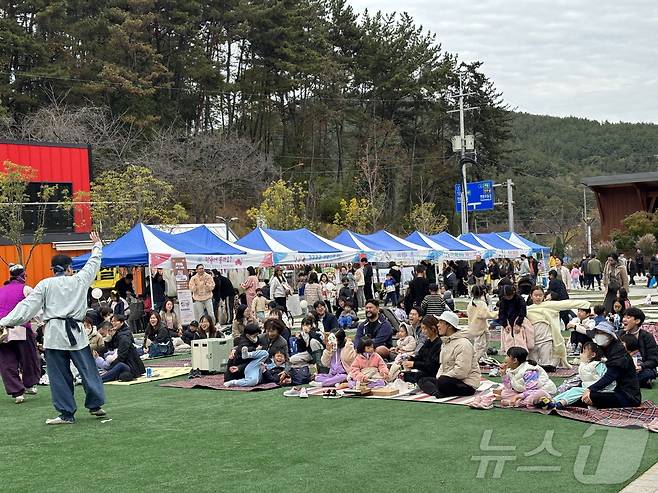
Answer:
[
  {"left": 507, "top": 179, "right": 515, "bottom": 232},
  {"left": 448, "top": 73, "right": 478, "bottom": 234},
  {"left": 493, "top": 179, "right": 515, "bottom": 232}
]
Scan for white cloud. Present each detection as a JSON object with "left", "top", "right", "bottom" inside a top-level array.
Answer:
[{"left": 349, "top": 0, "right": 658, "bottom": 122}]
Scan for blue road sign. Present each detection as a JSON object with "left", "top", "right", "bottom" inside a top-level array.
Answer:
[{"left": 455, "top": 180, "right": 495, "bottom": 213}]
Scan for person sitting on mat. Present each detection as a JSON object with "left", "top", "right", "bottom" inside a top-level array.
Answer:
[
  {"left": 102, "top": 315, "right": 145, "bottom": 382},
  {"left": 620, "top": 332, "right": 644, "bottom": 367},
  {"left": 348, "top": 337, "right": 389, "bottom": 389},
  {"left": 289, "top": 316, "right": 324, "bottom": 368},
  {"left": 182, "top": 320, "right": 205, "bottom": 345},
  {"left": 264, "top": 308, "right": 291, "bottom": 341},
  {"left": 84, "top": 316, "right": 106, "bottom": 354},
  {"left": 579, "top": 321, "right": 641, "bottom": 408},
  {"left": 224, "top": 323, "right": 270, "bottom": 387},
  {"left": 353, "top": 299, "right": 394, "bottom": 359},
  {"left": 418, "top": 311, "right": 480, "bottom": 398},
  {"left": 493, "top": 346, "right": 557, "bottom": 407},
  {"left": 408, "top": 307, "right": 426, "bottom": 355},
  {"left": 388, "top": 323, "right": 416, "bottom": 361},
  {"left": 541, "top": 341, "right": 612, "bottom": 409},
  {"left": 618, "top": 307, "right": 658, "bottom": 389},
  {"left": 258, "top": 318, "right": 289, "bottom": 360},
  {"left": 337, "top": 300, "right": 359, "bottom": 330},
  {"left": 261, "top": 351, "right": 292, "bottom": 386},
  {"left": 392, "top": 316, "right": 441, "bottom": 383},
  {"left": 143, "top": 312, "right": 174, "bottom": 358},
  {"left": 311, "top": 329, "right": 356, "bottom": 388},
  {"left": 566, "top": 307, "right": 594, "bottom": 352}
]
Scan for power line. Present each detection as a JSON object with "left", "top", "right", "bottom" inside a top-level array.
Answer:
[{"left": 1, "top": 70, "right": 458, "bottom": 104}]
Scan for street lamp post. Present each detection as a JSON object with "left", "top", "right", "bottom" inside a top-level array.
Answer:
[
  {"left": 216, "top": 216, "right": 238, "bottom": 241},
  {"left": 459, "top": 157, "right": 477, "bottom": 234}
]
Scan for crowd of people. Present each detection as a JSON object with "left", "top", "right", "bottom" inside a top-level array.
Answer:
[{"left": 1, "top": 238, "right": 657, "bottom": 425}]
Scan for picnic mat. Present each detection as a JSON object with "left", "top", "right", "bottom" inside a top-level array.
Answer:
[
  {"left": 104, "top": 367, "right": 190, "bottom": 385},
  {"left": 304, "top": 379, "right": 500, "bottom": 406},
  {"left": 160, "top": 373, "right": 279, "bottom": 392},
  {"left": 147, "top": 359, "right": 191, "bottom": 368},
  {"left": 478, "top": 365, "right": 578, "bottom": 378},
  {"left": 498, "top": 400, "right": 658, "bottom": 432}
]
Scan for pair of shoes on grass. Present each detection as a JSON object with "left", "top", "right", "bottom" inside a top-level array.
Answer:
[
  {"left": 283, "top": 387, "right": 308, "bottom": 398},
  {"left": 322, "top": 389, "right": 343, "bottom": 399}
]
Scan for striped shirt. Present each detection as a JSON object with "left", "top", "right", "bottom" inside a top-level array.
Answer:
[{"left": 421, "top": 294, "right": 446, "bottom": 317}]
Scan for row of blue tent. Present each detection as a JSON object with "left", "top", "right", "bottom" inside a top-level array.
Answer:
[{"left": 72, "top": 223, "right": 549, "bottom": 270}]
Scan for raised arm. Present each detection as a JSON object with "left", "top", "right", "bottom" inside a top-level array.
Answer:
[{"left": 75, "top": 232, "right": 104, "bottom": 287}]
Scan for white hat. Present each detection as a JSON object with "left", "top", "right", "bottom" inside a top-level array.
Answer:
[
  {"left": 438, "top": 311, "right": 461, "bottom": 330},
  {"left": 91, "top": 288, "right": 103, "bottom": 300}
]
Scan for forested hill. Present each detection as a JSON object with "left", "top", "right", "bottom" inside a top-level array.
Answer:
[
  {"left": 506, "top": 112, "right": 658, "bottom": 177},
  {"left": 481, "top": 112, "right": 658, "bottom": 247},
  {"left": 1, "top": 0, "right": 656, "bottom": 245}
]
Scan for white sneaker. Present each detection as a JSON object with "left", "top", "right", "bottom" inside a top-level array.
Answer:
[
  {"left": 25, "top": 387, "right": 37, "bottom": 395},
  {"left": 15, "top": 395, "right": 25, "bottom": 404},
  {"left": 283, "top": 387, "right": 302, "bottom": 397},
  {"left": 46, "top": 416, "right": 74, "bottom": 425},
  {"left": 223, "top": 380, "right": 236, "bottom": 387},
  {"left": 241, "top": 346, "right": 250, "bottom": 359},
  {"left": 308, "top": 381, "right": 323, "bottom": 387},
  {"left": 299, "top": 388, "right": 308, "bottom": 399}
]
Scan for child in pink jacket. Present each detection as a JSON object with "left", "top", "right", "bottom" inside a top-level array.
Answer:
[
  {"left": 494, "top": 346, "right": 557, "bottom": 407},
  {"left": 348, "top": 337, "right": 389, "bottom": 389}
]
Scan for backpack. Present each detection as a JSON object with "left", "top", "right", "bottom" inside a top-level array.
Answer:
[
  {"left": 289, "top": 366, "right": 311, "bottom": 385},
  {"left": 380, "top": 307, "right": 400, "bottom": 332}
]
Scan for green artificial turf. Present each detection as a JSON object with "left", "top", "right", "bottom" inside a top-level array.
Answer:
[{"left": 1, "top": 377, "right": 657, "bottom": 493}]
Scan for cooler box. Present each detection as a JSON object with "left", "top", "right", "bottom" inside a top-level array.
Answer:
[{"left": 191, "top": 337, "right": 234, "bottom": 373}]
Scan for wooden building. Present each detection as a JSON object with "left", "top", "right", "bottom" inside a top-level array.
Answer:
[{"left": 582, "top": 172, "right": 658, "bottom": 239}]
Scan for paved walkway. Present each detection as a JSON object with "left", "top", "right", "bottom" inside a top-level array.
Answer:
[{"left": 620, "top": 462, "right": 658, "bottom": 492}]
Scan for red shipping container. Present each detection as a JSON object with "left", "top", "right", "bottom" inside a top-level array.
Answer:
[{"left": 0, "top": 140, "right": 92, "bottom": 233}]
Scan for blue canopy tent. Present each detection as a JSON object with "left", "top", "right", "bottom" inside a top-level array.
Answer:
[
  {"left": 427, "top": 232, "right": 484, "bottom": 259},
  {"left": 474, "top": 233, "right": 530, "bottom": 258},
  {"left": 72, "top": 223, "right": 273, "bottom": 270},
  {"left": 236, "top": 227, "right": 358, "bottom": 264},
  {"left": 411, "top": 231, "right": 481, "bottom": 260},
  {"left": 71, "top": 223, "right": 191, "bottom": 270},
  {"left": 333, "top": 230, "right": 435, "bottom": 264},
  {"left": 458, "top": 232, "right": 527, "bottom": 259},
  {"left": 498, "top": 232, "right": 550, "bottom": 257},
  {"left": 171, "top": 225, "right": 246, "bottom": 255}
]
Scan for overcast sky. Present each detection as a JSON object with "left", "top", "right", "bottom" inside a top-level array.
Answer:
[{"left": 350, "top": 0, "right": 658, "bottom": 123}]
